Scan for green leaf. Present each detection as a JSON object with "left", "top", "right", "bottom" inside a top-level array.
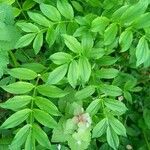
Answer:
[
  {"left": 109, "top": 117, "right": 126, "bottom": 137},
  {"left": 104, "top": 23, "right": 118, "bottom": 45},
  {"left": 25, "top": 130, "right": 32, "bottom": 150},
  {"left": 32, "top": 124, "right": 51, "bottom": 149},
  {"left": 75, "top": 86, "right": 95, "bottom": 100},
  {"left": 33, "top": 109, "right": 57, "bottom": 128},
  {"left": 10, "top": 124, "right": 31, "bottom": 148},
  {"left": 112, "top": 5, "right": 129, "bottom": 22},
  {"left": 40, "top": 3, "right": 61, "bottom": 22},
  {"left": 27, "top": 12, "right": 51, "bottom": 27},
  {"left": 99, "top": 84, "right": 122, "bottom": 97},
  {"left": 78, "top": 57, "right": 91, "bottom": 83},
  {"left": 124, "top": 91, "right": 132, "bottom": 104},
  {"left": 98, "top": 56, "right": 118, "bottom": 66},
  {"left": 71, "top": 1, "right": 83, "bottom": 12},
  {"left": 143, "top": 108, "right": 150, "bottom": 129},
  {"left": 47, "top": 64, "right": 68, "bottom": 85},
  {"left": 104, "top": 98, "right": 127, "bottom": 115},
  {"left": 1, "top": 81, "right": 34, "bottom": 94},
  {"left": 96, "top": 68, "right": 119, "bottom": 79},
  {"left": 1, "top": 109, "right": 31, "bottom": 129},
  {"left": 35, "top": 96, "right": 60, "bottom": 116},
  {"left": 90, "top": 48, "right": 105, "bottom": 59},
  {"left": 67, "top": 60, "right": 79, "bottom": 88},
  {"left": 63, "top": 34, "right": 82, "bottom": 53},
  {"left": 50, "top": 52, "right": 72, "bottom": 65},
  {"left": 46, "top": 27, "right": 57, "bottom": 47},
  {"left": 57, "top": 0, "right": 74, "bottom": 19},
  {"left": 86, "top": 99, "right": 101, "bottom": 116},
  {"left": 124, "top": 79, "right": 137, "bottom": 91},
  {"left": 8, "top": 68, "right": 37, "bottom": 80},
  {"left": 81, "top": 33, "right": 93, "bottom": 55},
  {"left": 33, "top": 32, "right": 43, "bottom": 54},
  {"left": 22, "top": 0, "right": 36, "bottom": 10},
  {"left": 119, "top": 29, "right": 133, "bottom": 52},
  {"left": 15, "top": 33, "right": 35, "bottom": 49},
  {"left": 21, "top": 63, "right": 46, "bottom": 73},
  {"left": 0, "top": 95, "right": 32, "bottom": 110},
  {"left": 136, "top": 36, "right": 149, "bottom": 66},
  {"left": 132, "top": 13, "right": 150, "bottom": 29},
  {"left": 107, "top": 126, "right": 119, "bottom": 150},
  {"left": 92, "top": 118, "right": 108, "bottom": 138},
  {"left": 16, "top": 22, "right": 39, "bottom": 33},
  {"left": 91, "top": 16, "right": 109, "bottom": 34},
  {"left": 120, "top": 1, "right": 149, "bottom": 25},
  {"left": 37, "top": 84, "right": 68, "bottom": 98}
]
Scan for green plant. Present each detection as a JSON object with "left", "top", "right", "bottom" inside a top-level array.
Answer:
[{"left": 0, "top": 0, "right": 150, "bottom": 150}]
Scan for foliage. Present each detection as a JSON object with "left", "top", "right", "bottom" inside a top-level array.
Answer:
[{"left": 0, "top": 0, "right": 150, "bottom": 150}]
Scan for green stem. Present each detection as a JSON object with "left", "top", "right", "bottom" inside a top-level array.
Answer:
[
  {"left": 143, "top": 131, "right": 150, "bottom": 150},
  {"left": 9, "top": 50, "right": 19, "bottom": 67},
  {"left": 29, "top": 75, "right": 40, "bottom": 124},
  {"left": 16, "top": 0, "right": 27, "bottom": 20}
]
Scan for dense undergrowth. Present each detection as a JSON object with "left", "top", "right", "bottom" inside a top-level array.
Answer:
[{"left": 0, "top": 0, "right": 150, "bottom": 150}]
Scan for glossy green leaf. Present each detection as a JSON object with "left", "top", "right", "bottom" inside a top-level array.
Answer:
[
  {"left": 75, "top": 86, "right": 95, "bottom": 100},
  {"left": 28, "top": 12, "right": 51, "bottom": 27},
  {"left": 35, "top": 96, "right": 60, "bottom": 116},
  {"left": 37, "top": 84, "right": 68, "bottom": 98},
  {"left": 91, "top": 16, "right": 109, "bottom": 34},
  {"left": 33, "top": 32, "right": 43, "bottom": 54},
  {"left": 132, "top": 13, "right": 150, "bottom": 29},
  {"left": 33, "top": 109, "right": 57, "bottom": 128},
  {"left": 90, "top": 48, "right": 105, "bottom": 59},
  {"left": 15, "top": 33, "right": 35, "bottom": 48},
  {"left": 96, "top": 68, "right": 119, "bottom": 79},
  {"left": 50, "top": 52, "right": 72, "bottom": 65},
  {"left": 67, "top": 60, "right": 79, "bottom": 88},
  {"left": 1, "top": 82, "right": 34, "bottom": 94},
  {"left": 119, "top": 29, "right": 133, "bottom": 52},
  {"left": 86, "top": 99, "right": 101, "bottom": 116},
  {"left": 57, "top": 0, "right": 74, "bottom": 19},
  {"left": 104, "top": 23, "right": 118, "bottom": 45},
  {"left": 32, "top": 124, "right": 51, "bottom": 149},
  {"left": 63, "top": 34, "right": 82, "bottom": 53},
  {"left": 71, "top": 1, "right": 83, "bottom": 12},
  {"left": 16, "top": 22, "right": 39, "bottom": 33},
  {"left": 92, "top": 118, "right": 108, "bottom": 138},
  {"left": 81, "top": 33, "right": 93, "bottom": 55},
  {"left": 22, "top": 0, "right": 36, "bottom": 10},
  {"left": 47, "top": 64, "right": 68, "bottom": 85},
  {"left": 40, "top": 3, "right": 61, "bottom": 22},
  {"left": 46, "top": 27, "right": 57, "bottom": 47},
  {"left": 10, "top": 124, "right": 31, "bottom": 148},
  {"left": 104, "top": 98, "right": 127, "bottom": 114},
  {"left": 0, "top": 95, "right": 32, "bottom": 110},
  {"left": 120, "top": 0, "right": 148, "bottom": 25},
  {"left": 136, "top": 36, "right": 149, "bottom": 66},
  {"left": 1, "top": 109, "right": 31, "bottom": 129},
  {"left": 107, "top": 126, "right": 119, "bottom": 150},
  {"left": 124, "top": 91, "right": 132, "bottom": 104},
  {"left": 25, "top": 130, "right": 32, "bottom": 150},
  {"left": 99, "top": 84, "right": 122, "bottom": 97},
  {"left": 109, "top": 117, "right": 126, "bottom": 137},
  {"left": 8, "top": 68, "right": 37, "bottom": 80},
  {"left": 78, "top": 57, "right": 91, "bottom": 83}
]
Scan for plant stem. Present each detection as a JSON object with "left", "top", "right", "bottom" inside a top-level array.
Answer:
[
  {"left": 29, "top": 75, "right": 40, "bottom": 124},
  {"left": 143, "top": 131, "right": 150, "bottom": 150},
  {"left": 16, "top": 0, "right": 27, "bottom": 20},
  {"left": 9, "top": 50, "right": 19, "bottom": 67}
]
